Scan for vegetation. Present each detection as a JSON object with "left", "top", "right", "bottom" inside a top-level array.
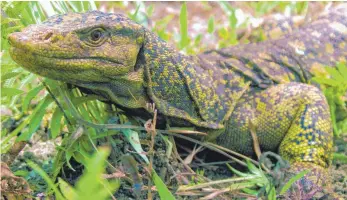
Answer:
[{"left": 1, "top": 1, "right": 346, "bottom": 199}]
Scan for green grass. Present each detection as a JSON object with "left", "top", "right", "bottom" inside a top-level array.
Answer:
[{"left": 311, "top": 62, "right": 347, "bottom": 137}]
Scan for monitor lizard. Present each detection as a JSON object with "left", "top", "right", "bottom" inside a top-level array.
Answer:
[{"left": 8, "top": 6, "right": 347, "bottom": 198}]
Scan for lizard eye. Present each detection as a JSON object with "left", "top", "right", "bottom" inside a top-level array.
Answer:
[
  {"left": 91, "top": 29, "right": 102, "bottom": 41},
  {"left": 84, "top": 28, "right": 107, "bottom": 46}
]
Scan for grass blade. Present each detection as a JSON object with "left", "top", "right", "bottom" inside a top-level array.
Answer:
[
  {"left": 279, "top": 170, "right": 310, "bottom": 195},
  {"left": 179, "top": 2, "right": 189, "bottom": 49}
]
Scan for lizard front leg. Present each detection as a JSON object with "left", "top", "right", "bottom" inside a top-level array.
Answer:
[{"left": 217, "top": 82, "right": 333, "bottom": 196}]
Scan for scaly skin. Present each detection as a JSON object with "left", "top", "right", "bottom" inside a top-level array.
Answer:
[{"left": 8, "top": 8, "right": 346, "bottom": 196}]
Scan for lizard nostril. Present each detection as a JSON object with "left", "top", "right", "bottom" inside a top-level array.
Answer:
[
  {"left": 8, "top": 38, "right": 13, "bottom": 46},
  {"left": 43, "top": 32, "right": 53, "bottom": 40},
  {"left": 8, "top": 33, "right": 17, "bottom": 46}
]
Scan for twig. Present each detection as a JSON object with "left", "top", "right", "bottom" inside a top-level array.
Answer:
[
  {"left": 177, "top": 175, "right": 260, "bottom": 191},
  {"left": 103, "top": 170, "right": 126, "bottom": 179},
  {"left": 192, "top": 160, "right": 236, "bottom": 167},
  {"left": 249, "top": 120, "right": 271, "bottom": 173},
  {"left": 145, "top": 104, "right": 158, "bottom": 200},
  {"left": 42, "top": 81, "right": 72, "bottom": 125},
  {"left": 249, "top": 120, "right": 261, "bottom": 159},
  {"left": 165, "top": 132, "right": 258, "bottom": 167},
  {"left": 183, "top": 145, "right": 205, "bottom": 165},
  {"left": 167, "top": 129, "right": 207, "bottom": 136},
  {"left": 205, "top": 142, "right": 259, "bottom": 166}
]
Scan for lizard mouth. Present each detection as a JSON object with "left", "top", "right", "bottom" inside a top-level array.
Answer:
[{"left": 9, "top": 46, "right": 124, "bottom": 83}]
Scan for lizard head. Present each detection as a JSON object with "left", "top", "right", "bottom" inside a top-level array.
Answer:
[{"left": 8, "top": 11, "right": 145, "bottom": 84}]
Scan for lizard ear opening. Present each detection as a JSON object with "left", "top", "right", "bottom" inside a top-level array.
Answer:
[
  {"left": 133, "top": 27, "right": 146, "bottom": 72},
  {"left": 133, "top": 44, "right": 145, "bottom": 72}
]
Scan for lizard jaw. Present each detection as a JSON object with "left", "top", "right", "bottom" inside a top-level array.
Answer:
[{"left": 10, "top": 46, "right": 125, "bottom": 83}]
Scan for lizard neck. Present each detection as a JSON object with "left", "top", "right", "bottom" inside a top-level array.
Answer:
[{"left": 141, "top": 30, "right": 249, "bottom": 129}]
